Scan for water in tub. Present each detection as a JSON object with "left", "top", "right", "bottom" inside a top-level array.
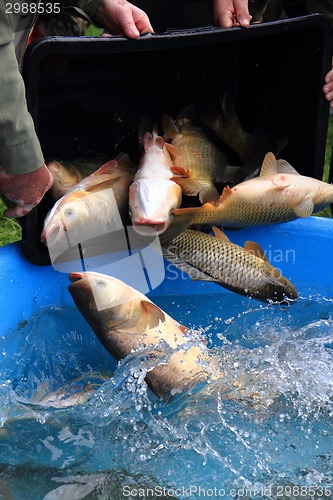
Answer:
[{"left": 0, "top": 291, "right": 333, "bottom": 499}]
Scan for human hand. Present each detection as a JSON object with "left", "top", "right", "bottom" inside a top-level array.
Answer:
[
  {"left": 213, "top": 0, "right": 252, "bottom": 28},
  {"left": 0, "top": 163, "right": 53, "bottom": 218},
  {"left": 93, "top": 0, "right": 153, "bottom": 39},
  {"left": 323, "top": 59, "right": 333, "bottom": 109}
]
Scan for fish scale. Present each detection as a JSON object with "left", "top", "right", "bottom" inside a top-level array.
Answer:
[
  {"left": 189, "top": 198, "right": 298, "bottom": 228},
  {"left": 166, "top": 152, "right": 333, "bottom": 244},
  {"left": 166, "top": 229, "right": 297, "bottom": 302}
]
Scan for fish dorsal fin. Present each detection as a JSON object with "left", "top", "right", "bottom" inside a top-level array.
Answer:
[
  {"left": 212, "top": 226, "right": 230, "bottom": 243},
  {"left": 47, "top": 160, "right": 62, "bottom": 173},
  {"left": 62, "top": 191, "right": 88, "bottom": 203},
  {"left": 91, "top": 160, "right": 118, "bottom": 176},
  {"left": 259, "top": 152, "right": 278, "bottom": 179},
  {"left": 163, "top": 114, "right": 179, "bottom": 140},
  {"left": 293, "top": 197, "right": 314, "bottom": 218},
  {"left": 85, "top": 177, "right": 122, "bottom": 193},
  {"left": 244, "top": 241, "right": 268, "bottom": 261},
  {"left": 141, "top": 300, "right": 165, "bottom": 328},
  {"left": 176, "top": 104, "right": 197, "bottom": 122},
  {"left": 277, "top": 159, "right": 300, "bottom": 175},
  {"left": 178, "top": 324, "right": 190, "bottom": 335}
]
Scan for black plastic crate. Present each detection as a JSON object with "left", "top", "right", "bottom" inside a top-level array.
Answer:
[{"left": 22, "top": 14, "right": 333, "bottom": 264}]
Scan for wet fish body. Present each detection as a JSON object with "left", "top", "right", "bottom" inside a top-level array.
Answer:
[
  {"left": 68, "top": 272, "right": 210, "bottom": 402},
  {"left": 201, "top": 94, "right": 288, "bottom": 183},
  {"left": 169, "top": 152, "right": 333, "bottom": 236},
  {"left": 163, "top": 115, "right": 228, "bottom": 203},
  {"left": 47, "top": 159, "right": 105, "bottom": 200},
  {"left": 31, "top": 381, "right": 101, "bottom": 408},
  {"left": 164, "top": 227, "right": 297, "bottom": 302},
  {"left": 129, "top": 131, "right": 182, "bottom": 235},
  {"left": 41, "top": 154, "right": 137, "bottom": 249}
]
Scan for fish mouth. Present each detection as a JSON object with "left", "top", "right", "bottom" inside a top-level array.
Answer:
[
  {"left": 41, "top": 222, "right": 62, "bottom": 246},
  {"left": 132, "top": 221, "right": 168, "bottom": 236},
  {"left": 68, "top": 272, "right": 85, "bottom": 283}
]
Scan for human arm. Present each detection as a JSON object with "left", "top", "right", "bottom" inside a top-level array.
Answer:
[
  {"left": 0, "top": 41, "right": 53, "bottom": 217},
  {"left": 213, "top": 0, "right": 252, "bottom": 28}
]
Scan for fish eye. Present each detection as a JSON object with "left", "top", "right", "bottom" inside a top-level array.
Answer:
[
  {"left": 95, "top": 280, "right": 106, "bottom": 288},
  {"left": 64, "top": 208, "right": 76, "bottom": 219}
]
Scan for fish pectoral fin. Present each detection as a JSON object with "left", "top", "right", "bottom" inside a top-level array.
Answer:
[
  {"left": 92, "top": 160, "right": 118, "bottom": 176},
  {"left": 141, "top": 300, "right": 166, "bottom": 328},
  {"left": 162, "top": 248, "right": 218, "bottom": 283},
  {"left": 244, "top": 241, "right": 269, "bottom": 261},
  {"left": 170, "top": 165, "right": 191, "bottom": 178},
  {"left": 259, "top": 152, "right": 278, "bottom": 179},
  {"left": 170, "top": 175, "right": 219, "bottom": 203},
  {"left": 293, "top": 197, "right": 314, "bottom": 218},
  {"left": 276, "top": 159, "right": 300, "bottom": 175},
  {"left": 212, "top": 226, "right": 230, "bottom": 242}
]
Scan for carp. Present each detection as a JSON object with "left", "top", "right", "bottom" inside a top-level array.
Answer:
[
  {"left": 165, "top": 152, "right": 333, "bottom": 241},
  {"left": 129, "top": 131, "right": 182, "bottom": 235},
  {"left": 68, "top": 272, "right": 211, "bottom": 402},
  {"left": 164, "top": 227, "right": 297, "bottom": 302},
  {"left": 163, "top": 114, "right": 228, "bottom": 203},
  {"left": 41, "top": 154, "right": 137, "bottom": 249},
  {"left": 47, "top": 158, "right": 105, "bottom": 200},
  {"left": 201, "top": 94, "right": 288, "bottom": 183}
]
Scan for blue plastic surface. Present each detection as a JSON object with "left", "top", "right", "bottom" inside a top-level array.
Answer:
[{"left": 1, "top": 217, "right": 332, "bottom": 336}]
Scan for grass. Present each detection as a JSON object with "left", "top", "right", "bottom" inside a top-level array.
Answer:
[{"left": 0, "top": 203, "right": 22, "bottom": 245}]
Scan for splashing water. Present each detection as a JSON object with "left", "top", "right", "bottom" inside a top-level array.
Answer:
[{"left": 0, "top": 293, "right": 333, "bottom": 499}]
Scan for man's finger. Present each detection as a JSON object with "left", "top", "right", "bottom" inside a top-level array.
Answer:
[{"left": 234, "top": 0, "right": 251, "bottom": 27}]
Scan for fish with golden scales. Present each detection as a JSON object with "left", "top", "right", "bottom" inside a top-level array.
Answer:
[
  {"left": 47, "top": 158, "right": 107, "bottom": 200},
  {"left": 129, "top": 131, "right": 182, "bottom": 236},
  {"left": 162, "top": 152, "right": 333, "bottom": 243},
  {"left": 163, "top": 114, "right": 229, "bottom": 203},
  {"left": 164, "top": 227, "right": 297, "bottom": 302},
  {"left": 68, "top": 272, "right": 214, "bottom": 402},
  {"left": 41, "top": 153, "right": 137, "bottom": 249},
  {"left": 201, "top": 93, "right": 288, "bottom": 183},
  {"left": 68, "top": 272, "right": 286, "bottom": 407}
]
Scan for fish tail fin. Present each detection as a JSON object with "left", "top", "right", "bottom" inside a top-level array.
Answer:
[
  {"left": 201, "top": 93, "right": 244, "bottom": 149},
  {"left": 200, "top": 107, "right": 224, "bottom": 138},
  {"left": 138, "top": 115, "right": 156, "bottom": 148},
  {"left": 143, "top": 131, "right": 164, "bottom": 151},
  {"left": 218, "top": 93, "right": 243, "bottom": 132}
]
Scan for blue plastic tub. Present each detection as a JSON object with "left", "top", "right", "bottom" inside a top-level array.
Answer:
[
  {"left": 0, "top": 217, "right": 332, "bottom": 498},
  {"left": 2, "top": 217, "right": 332, "bottom": 335}
]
